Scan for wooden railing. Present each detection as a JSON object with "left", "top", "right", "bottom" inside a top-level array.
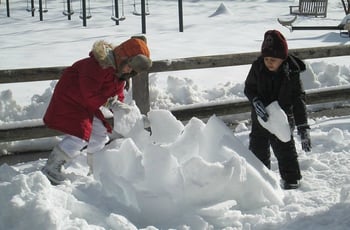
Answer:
[{"left": 1, "top": 45, "right": 350, "bottom": 144}]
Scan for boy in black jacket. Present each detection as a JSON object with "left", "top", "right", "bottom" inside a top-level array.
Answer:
[{"left": 244, "top": 30, "right": 311, "bottom": 189}]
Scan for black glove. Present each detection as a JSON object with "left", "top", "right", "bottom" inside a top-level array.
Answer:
[
  {"left": 297, "top": 125, "right": 311, "bottom": 152},
  {"left": 252, "top": 97, "right": 269, "bottom": 122}
]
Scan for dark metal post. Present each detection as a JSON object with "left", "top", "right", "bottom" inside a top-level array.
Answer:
[
  {"left": 67, "top": 0, "right": 72, "bottom": 20},
  {"left": 31, "top": 0, "right": 35, "bottom": 17},
  {"left": 82, "top": 0, "right": 87, "bottom": 27},
  {"left": 178, "top": 0, "right": 184, "bottom": 32},
  {"left": 141, "top": 0, "right": 146, "bottom": 33},
  {"left": 6, "top": 0, "right": 10, "bottom": 17},
  {"left": 114, "top": 0, "right": 119, "bottom": 25},
  {"left": 39, "top": 0, "right": 43, "bottom": 21}
]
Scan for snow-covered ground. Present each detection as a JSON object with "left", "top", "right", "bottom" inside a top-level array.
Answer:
[{"left": 1, "top": 0, "right": 350, "bottom": 229}]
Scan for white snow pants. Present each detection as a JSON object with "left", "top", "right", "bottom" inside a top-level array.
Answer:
[{"left": 58, "top": 117, "right": 110, "bottom": 158}]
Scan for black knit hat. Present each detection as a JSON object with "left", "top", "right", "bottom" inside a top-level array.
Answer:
[{"left": 261, "top": 30, "right": 288, "bottom": 60}]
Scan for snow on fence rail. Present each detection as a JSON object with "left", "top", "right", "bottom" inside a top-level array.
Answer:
[{"left": 1, "top": 45, "right": 350, "bottom": 143}]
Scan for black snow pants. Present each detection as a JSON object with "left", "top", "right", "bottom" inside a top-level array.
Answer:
[{"left": 249, "top": 113, "right": 302, "bottom": 182}]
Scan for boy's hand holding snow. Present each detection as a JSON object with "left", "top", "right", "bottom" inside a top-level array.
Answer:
[
  {"left": 253, "top": 97, "right": 269, "bottom": 122},
  {"left": 297, "top": 125, "right": 311, "bottom": 152}
]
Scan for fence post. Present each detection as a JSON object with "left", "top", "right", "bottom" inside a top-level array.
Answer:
[{"left": 132, "top": 72, "right": 150, "bottom": 114}]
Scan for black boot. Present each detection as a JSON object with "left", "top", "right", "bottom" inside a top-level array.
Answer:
[{"left": 280, "top": 179, "right": 300, "bottom": 190}]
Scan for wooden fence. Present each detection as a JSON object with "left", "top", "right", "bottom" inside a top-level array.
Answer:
[{"left": 1, "top": 45, "right": 350, "bottom": 144}]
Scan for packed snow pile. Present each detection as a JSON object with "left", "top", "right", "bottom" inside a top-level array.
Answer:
[
  {"left": 0, "top": 107, "right": 284, "bottom": 229},
  {"left": 93, "top": 106, "right": 284, "bottom": 228}
]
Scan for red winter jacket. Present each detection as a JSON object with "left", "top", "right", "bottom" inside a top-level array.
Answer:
[{"left": 43, "top": 42, "right": 125, "bottom": 141}]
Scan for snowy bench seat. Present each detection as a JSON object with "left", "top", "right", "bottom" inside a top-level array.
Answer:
[{"left": 289, "top": 0, "right": 328, "bottom": 17}]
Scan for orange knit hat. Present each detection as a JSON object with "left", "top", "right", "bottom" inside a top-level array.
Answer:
[{"left": 113, "top": 36, "right": 151, "bottom": 72}]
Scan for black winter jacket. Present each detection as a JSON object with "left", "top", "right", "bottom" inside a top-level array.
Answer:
[{"left": 244, "top": 55, "right": 308, "bottom": 126}]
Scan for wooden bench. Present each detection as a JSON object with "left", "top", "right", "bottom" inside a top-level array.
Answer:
[{"left": 290, "top": 0, "right": 328, "bottom": 17}]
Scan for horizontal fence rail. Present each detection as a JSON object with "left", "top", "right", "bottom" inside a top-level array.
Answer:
[
  {"left": 1, "top": 85, "right": 349, "bottom": 143},
  {"left": 1, "top": 45, "right": 350, "bottom": 83},
  {"left": 171, "top": 86, "right": 350, "bottom": 121},
  {"left": 1, "top": 45, "right": 350, "bottom": 145}
]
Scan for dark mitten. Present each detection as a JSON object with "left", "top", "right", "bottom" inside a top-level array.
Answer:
[
  {"left": 252, "top": 97, "right": 269, "bottom": 122},
  {"left": 297, "top": 125, "right": 311, "bottom": 152}
]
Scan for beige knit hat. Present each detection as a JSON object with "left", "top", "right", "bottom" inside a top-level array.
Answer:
[{"left": 128, "top": 54, "right": 152, "bottom": 73}]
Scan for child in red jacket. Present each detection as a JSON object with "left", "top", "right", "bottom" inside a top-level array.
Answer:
[{"left": 42, "top": 36, "right": 152, "bottom": 184}]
